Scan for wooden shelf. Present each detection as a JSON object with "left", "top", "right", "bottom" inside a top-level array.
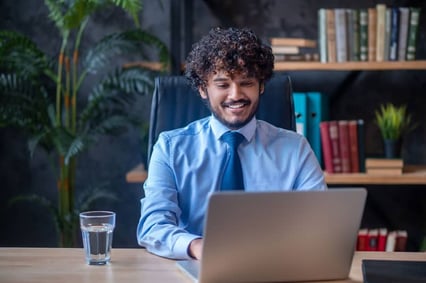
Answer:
[
  {"left": 126, "top": 163, "right": 148, "bottom": 183},
  {"left": 274, "top": 60, "right": 426, "bottom": 71},
  {"left": 325, "top": 165, "right": 426, "bottom": 185},
  {"left": 126, "top": 163, "right": 426, "bottom": 185}
]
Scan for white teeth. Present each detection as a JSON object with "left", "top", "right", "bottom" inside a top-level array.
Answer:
[{"left": 228, "top": 103, "right": 244, "bottom": 109}]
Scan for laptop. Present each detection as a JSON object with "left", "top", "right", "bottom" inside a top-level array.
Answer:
[{"left": 177, "top": 188, "right": 367, "bottom": 283}]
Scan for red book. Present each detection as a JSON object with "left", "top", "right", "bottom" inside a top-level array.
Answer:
[
  {"left": 337, "top": 120, "right": 351, "bottom": 173},
  {"left": 348, "top": 120, "right": 360, "bottom": 173},
  {"left": 395, "top": 230, "right": 408, "bottom": 251},
  {"left": 320, "top": 121, "right": 334, "bottom": 173},
  {"left": 357, "top": 229, "right": 369, "bottom": 251},
  {"left": 328, "top": 121, "right": 342, "bottom": 173},
  {"left": 377, "top": 228, "right": 388, "bottom": 251},
  {"left": 367, "top": 229, "right": 379, "bottom": 251}
]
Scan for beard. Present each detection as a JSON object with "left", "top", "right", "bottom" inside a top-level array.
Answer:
[{"left": 202, "top": 96, "right": 259, "bottom": 130}]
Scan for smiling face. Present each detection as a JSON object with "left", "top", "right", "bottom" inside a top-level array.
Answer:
[{"left": 199, "top": 71, "right": 264, "bottom": 130}]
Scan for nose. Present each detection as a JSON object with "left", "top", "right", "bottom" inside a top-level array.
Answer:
[{"left": 228, "top": 83, "right": 243, "bottom": 100}]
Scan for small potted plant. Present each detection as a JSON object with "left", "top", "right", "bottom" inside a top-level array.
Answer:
[{"left": 374, "top": 103, "right": 415, "bottom": 158}]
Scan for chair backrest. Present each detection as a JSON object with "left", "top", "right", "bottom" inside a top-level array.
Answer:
[{"left": 147, "top": 74, "right": 295, "bottom": 162}]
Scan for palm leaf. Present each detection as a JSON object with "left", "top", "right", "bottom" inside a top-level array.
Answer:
[
  {"left": 0, "top": 30, "right": 53, "bottom": 79},
  {"left": 77, "top": 183, "right": 118, "bottom": 213},
  {"left": 79, "top": 67, "right": 153, "bottom": 128},
  {"left": 110, "top": 0, "right": 142, "bottom": 27}
]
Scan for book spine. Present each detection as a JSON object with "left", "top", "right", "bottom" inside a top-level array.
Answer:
[
  {"left": 335, "top": 8, "right": 348, "bottom": 62},
  {"left": 357, "top": 119, "right": 366, "bottom": 172},
  {"left": 357, "top": 229, "right": 369, "bottom": 251},
  {"left": 395, "top": 230, "right": 408, "bottom": 251},
  {"left": 383, "top": 8, "right": 392, "bottom": 60},
  {"left": 389, "top": 7, "right": 400, "bottom": 61},
  {"left": 326, "top": 9, "right": 337, "bottom": 63},
  {"left": 377, "top": 228, "right": 388, "bottom": 251},
  {"left": 338, "top": 120, "right": 351, "bottom": 173},
  {"left": 367, "top": 229, "right": 379, "bottom": 251},
  {"left": 406, "top": 7, "right": 421, "bottom": 60},
  {"left": 350, "top": 9, "right": 360, "bottom": 61},
  {"left": 376, "top": 4, "right": 387, "bottom": 62},
  {"left": 348, "top": 120, "right": 360, "bottom": 173},
  {"left": 328, "top": 120, "right": 342, "bottom": 173},
  {"left": 368, "top": 8, "right": 377, "bottom": 61},
  {"left": 397, "top": 7, "right": 410, "bottom": 61},
  {"left": 359, "top": 9, "right": 369, "bottom": 61},
  {"left": 318, "top": 9, "right": 328, "bottom": 63},
  {"left": 320, "top": 121, "right": 334, "bottom": 173}
]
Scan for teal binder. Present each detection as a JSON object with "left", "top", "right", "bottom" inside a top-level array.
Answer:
[
  {"left": 292, "top": 92, "right": 308, "bottom": 137},
  {"left": 306, "top": 92, "right": 329, "bottom": 166}
]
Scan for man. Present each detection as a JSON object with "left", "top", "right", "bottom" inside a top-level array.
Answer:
[{"left": 137, "top": 27, "right": 326, "bottom": 260}]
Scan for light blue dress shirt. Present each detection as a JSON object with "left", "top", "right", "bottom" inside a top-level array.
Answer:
[{"left": 137, "top": 115, "right": 327, "bottom": 259}]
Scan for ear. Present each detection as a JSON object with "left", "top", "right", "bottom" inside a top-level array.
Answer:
[
  {"left": 259, "top": 83, "right": 265, "bottom": 95},
  {"left": 199, "top": 87, "right": 208, "bottom": 99}
]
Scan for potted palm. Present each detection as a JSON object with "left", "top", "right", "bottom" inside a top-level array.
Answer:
[
  {"left": 0, "top": 0, "right": 168, "bottom": 247},
  {"left": 374, "top": 103, "right": 415, "bottom": 158}
]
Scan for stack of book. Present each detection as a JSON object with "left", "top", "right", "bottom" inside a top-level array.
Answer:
[
  {"left": 317, "top": 5, "right": 421, "bottom": 62},
  {"left": 320, "top": 119, "right": 365, "bottom": 174},
  {"left": 270, "top": 37, "right": 319, "bottom": 62},
  {"left": 365, "top": 158, "right": 404, "bottom": 175},
  {"left": 357, "top": 228, "right": 408, "bottom": 251}
]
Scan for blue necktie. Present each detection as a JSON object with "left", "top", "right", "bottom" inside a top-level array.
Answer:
[{"left": 221, "top": 132, "right": 245, "bottom": 191}]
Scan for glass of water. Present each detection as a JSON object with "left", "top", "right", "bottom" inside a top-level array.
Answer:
[{"left": 79, "top": 211, "right": 116, "bottom": 265}]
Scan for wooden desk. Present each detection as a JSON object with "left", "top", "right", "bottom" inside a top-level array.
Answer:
[{"left": 0, "top": 248, "right": 424, "bottom": 283}]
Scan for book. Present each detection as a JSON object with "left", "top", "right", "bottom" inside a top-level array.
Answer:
[
  {"left": 318, "top": 9, "right": 328, "bottom": 63},
  {"left": 375, "top": 4, "right": 386, "bottom": 62},
  {"left": 359, "top": 9, "right": 369, "bottom": 61},
  {"left": 406, "top": 7, "right": 421, "bottom": 60},
  {"left": 320, "top": 121, "right": 334, "bottom": 173},
  {"left": 365, "top": 158, "right": 404, "bottom": 168},
  {"left": 326, "top": 9, "right": 337, "bottom": 62},
  {"left": 357, "top": 229, "right": 369, "bottom": 251},
  {"left": 367, "top": 167, "right": 403, "bottom": 175},
  {"left": 328, "top": 120, "right": 342, "bottom": 173},
  {"left": 270, "top": 37, "right": 317, "bottom": 47},
  {"left": 274, "top": 53, "right": 319, "bottom": 62},
  {"left": 271, "top": 45, "right": 300, "bottom": 54},
  {"left": 307, "top": 92, "right": 329, "bottom": 166},
  {"left": 348, "top": 120, "right": 360, "bottom": 173},
  {"left": 362, "top": 259, "right": 426, "bottom": 283},
  {"left": 389, "top": 7, "right": 400, "bottom": 61},
  {"left": 397, "top": 7, "right": 410, "bottom": 61},
  {"left": 347, "top": 9, "right": 360, "bottom": 61},
  {"left": 367, "top": 229, "right": 379, "bottom": 251},
  {"left": 368, "top": 8, "right": 377, "bottom": 61},
  {"left": 338, "top": 120, "right": 351, "bottom": 173},
  {"left": 395, "top": 230, "right": 408, "bottom": 251},
  {"left": 357, "top": 119, "right": 366, "bottom": 172},
  {"left": 386, "top": 230, "right": 397, "bottom": 251},
  {"left": 292, "top": 92, "right": 308, "bottom": 137},
  {"left": 334, "top": 8, "right": 348, "bottom": 62},
  {"left": 377, "top": 228, "right": 388, "bottom": 251},
  {"left": 383, "top": 8, "right": 392, "bottom": 61}
]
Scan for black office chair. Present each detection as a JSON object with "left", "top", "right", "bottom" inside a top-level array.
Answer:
[{"left": 147, "top": 74, "right": 296, "bottom": 163}]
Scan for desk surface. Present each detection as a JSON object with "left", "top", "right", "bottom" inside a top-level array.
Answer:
[{"left": 0, "top": 248, "right": 425, "bottom": 283}]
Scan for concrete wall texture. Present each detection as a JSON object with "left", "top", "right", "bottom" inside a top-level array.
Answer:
[{"left": 1, "top": 0, "right": 425, "bottom": 250}]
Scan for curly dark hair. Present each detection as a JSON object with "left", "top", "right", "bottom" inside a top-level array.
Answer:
[{"left": 185, "top": 27, "right": 274, "bottom": 90}]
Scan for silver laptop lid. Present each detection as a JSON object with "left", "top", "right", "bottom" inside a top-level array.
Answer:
[{"left": 198, "top": 188, "right": 367, "bottom": 283}]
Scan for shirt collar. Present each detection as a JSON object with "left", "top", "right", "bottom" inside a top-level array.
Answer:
[{"left": 210, "top": 115, "right": 256, "bottom": 142}]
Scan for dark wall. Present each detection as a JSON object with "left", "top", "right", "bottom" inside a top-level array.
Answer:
[{"left": 1, "top": 0, "right": 425, "bottom": 250}]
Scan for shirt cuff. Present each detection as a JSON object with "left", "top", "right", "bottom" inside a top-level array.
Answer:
[{"left": 173, "top": 233, "right": 202, "bottom": 259}]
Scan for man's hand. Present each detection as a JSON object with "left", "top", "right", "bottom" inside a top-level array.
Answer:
[{"left": 188, "top": 238, "right": 203, "bottom": 260}]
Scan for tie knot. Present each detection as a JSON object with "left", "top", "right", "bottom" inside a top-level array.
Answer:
[{"left": 221, "top": 132, "right": 244, "bottom": 149}]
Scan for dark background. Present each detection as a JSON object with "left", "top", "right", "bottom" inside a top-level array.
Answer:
[{"left": 1, "top": 0, "right": 425, "bottom": 250}]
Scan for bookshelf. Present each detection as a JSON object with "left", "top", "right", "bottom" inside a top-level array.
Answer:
[
  {"left": 325, "top": 165, "right": 426, "bottom": 185},
  {"left": 274, "top": 60, "right": 426, "bottom": 71},
  {"left": 126, "top": 163, "right": 426, "bottom": 185}
]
